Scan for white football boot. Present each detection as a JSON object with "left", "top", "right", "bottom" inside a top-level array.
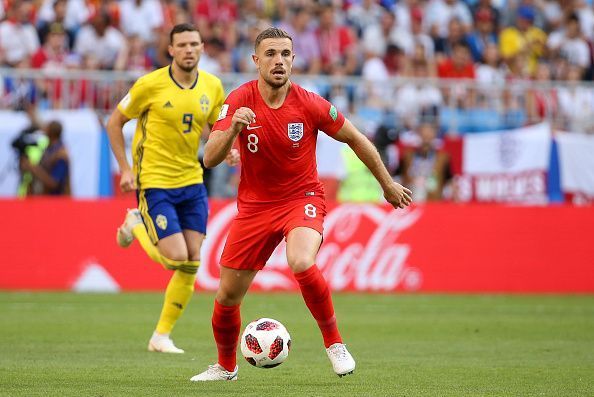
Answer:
[
  {"left": 116, "top": 209, "right": 143, "bottom": 248},
  {"left": 190, "top": 364, "right": 238, "bottom": 382},
  {"left": 326, "top": 343, "right": 356, "bottom": 377},
  {"left": 147, "top": 332, "right": 184, "bottom": 354}
]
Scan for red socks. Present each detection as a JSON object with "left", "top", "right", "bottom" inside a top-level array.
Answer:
[
  {"left": 212, "top": 300, "right": 241, "bottom": 371},
  {"left": 294, "top": 265, "right": 342, "bottom": 348}
]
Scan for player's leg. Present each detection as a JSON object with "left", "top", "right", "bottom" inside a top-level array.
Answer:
[
  {"left": 117, "top": 189, "right": 189, "bottom": 270},
  {"left": 149, "top": 231, "right": 204, "bottom": 353},
  {"left": 191, "top": 211, "right": 282, "bottom": 382},
  {"left": 284, "top": 200, "right": 355, "bottom": 377},
  {"left": 151, "top": 185, "right": 208, "bottom": 352},
  {"left": 190, "top": 266, "right": 257, "bottom": 381}
]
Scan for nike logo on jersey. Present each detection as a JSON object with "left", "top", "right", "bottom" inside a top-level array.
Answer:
[
  {"left": 246, "top": 125, "right": 262, "bottom": 130},
  {"left": 163, "top": 101, "right": 173, "bottom": 108}
]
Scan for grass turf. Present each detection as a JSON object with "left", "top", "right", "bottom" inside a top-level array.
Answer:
[{"left": 0, "top": 292, "right": 592, "bottom": 396}]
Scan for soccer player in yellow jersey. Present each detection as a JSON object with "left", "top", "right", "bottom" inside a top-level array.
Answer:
[{"left": 107, "top": 23, "right": 238, "bottom": 353}]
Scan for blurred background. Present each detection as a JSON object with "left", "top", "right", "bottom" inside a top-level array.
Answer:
[{"left": 0, "top": 0, "right": 593, "bottom": 293}]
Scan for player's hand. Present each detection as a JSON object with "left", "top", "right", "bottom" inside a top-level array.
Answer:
[
  {"left": 231, "top": 107, "right": 256, "bottom": 135},
  {"left": 19, "top": 157, "right": 33, "bottom": 171},
  {"left": 384, "top": 182, "right": 413, "bottom": 209},
  {"left": 225, "top": 148, "right": 240, "bottom": 166},
  {"left": 119, "top": 169, "right": 136, "bottom": 192}
]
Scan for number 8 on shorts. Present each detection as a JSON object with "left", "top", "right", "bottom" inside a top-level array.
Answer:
[{"left": 304, "top": 204, "right": 317, "bottom": 218}]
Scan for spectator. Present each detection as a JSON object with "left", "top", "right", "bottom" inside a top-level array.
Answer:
[
  {"left": 527, "top": 61, "right": 558, "bottom": 125},
  {"left": 437, "top": 41, "right": 475, "bottom": 79},
  {"left": 37, "top": 0, "right": 90, "bottom": 32},
  {"left": 32, "top": 22, "right": 69, "bottom": 70},
  {"left": 346, "top": 0, "right": 384, "bottom": 37},
  {"left": 119, "top": 0, "right": 164, "bottom": 45},
  {"left": 31, "top": 22, "right": 72, "bottom": 108},
  {"left": 557, "top": 65, "right": 594, "bottom": 133},
  {"left": 424, "top": 0, "right": 473, "bottom": 40},
  {"left": 573, "top": 0, "right": 594, "bottom": 42},
  {"left": 400, "top": 123, "right": 451, "bottom": 202},
  {"left": 73, "top": 11, "right": 127, "bottom": 70},
  {"left": 316, "top": 4, "right": 359, "bottom": 75},
  {"left": 199, "top": 37, "right": 229, "bottom": 74},
  {"left": 192, "top": 0, "right": 238, "bottom": 49},
  {"left": 467, "top": 7, "right": 498, "bottom": 63},
  {"left": 547, "top": 12, "right": 591, "bottom": 78},
  {"left": 0, "top": 0, "right": 40, "bottom": 66},
  {"left": 362, "top": 7, "right": 411, "bottom": 58},
  {"left": 338, "top": 145, "right": 384, "bottom": 203},
  {"left": 393, "top": 0, "right": 418, "bottom": 36},
  {"left": 471, "top": 0, "right": 501, "bottom": 31},
  {"left": 279, "top": 6, "right": 322, "bottom": 74},
  {"left": 123, "top": 35, "right": 153, "bottom": 72},
  {"left": 2, "top": 60, "right": 38, "bottom": 110},
  {"left": 233, "top": 21, "right": 267, "bottom": 73},
  {"left": 475, "top": 43, "right": 506, "bottom": 107},
  {"left": 405, "top": 7, "right": 434, "bottom": 60},
  {"left": 395, "top": 57, "right": 443, "bottom": 129},
  {"left": 434, "top": 17, "right": 469, "bottom": 60},
  {"left": 499, "top": 5, "right": 547, "bottom": 77},
  {"left": 153, "top": 2, "right": 191, "bottom": 67},
  {"left": 19, "top": 119, "right": 71, "bottom": 196},
  {"left": 437, "top": 41, "right": 476, "bottom": 108},
  {"left": 382, "top": 42, "right": 406, "bottom": 76},
  {"left": 37, "top": 0, "right": 77, "bottom": 49}
]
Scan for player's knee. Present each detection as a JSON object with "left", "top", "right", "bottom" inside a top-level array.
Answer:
[
  {"left": 288, "top": 257, "right": 314, "bottom": 274},
  {"left": 159, "top": 247, "right": 188, "bottom": 263},
  {"left": 216, "top": 287, "right": 244, "bottom": 306}
]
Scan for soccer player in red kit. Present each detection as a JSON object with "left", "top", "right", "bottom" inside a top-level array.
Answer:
[{"left": 190, "top": 27, "right": 412, "bottom": 381}]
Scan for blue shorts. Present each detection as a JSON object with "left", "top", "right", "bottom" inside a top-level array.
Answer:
[{"left": 137, "top": 184, "right": 208, "bottom": 243}]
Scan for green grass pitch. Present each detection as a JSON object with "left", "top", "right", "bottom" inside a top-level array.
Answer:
[{"left": 1, "top": 292, "right": 593, "bottom": 396}]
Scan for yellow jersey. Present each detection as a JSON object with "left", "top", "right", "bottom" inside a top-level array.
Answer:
[{"left": 118, "top": 66, "right": 225, "bottom": 189}]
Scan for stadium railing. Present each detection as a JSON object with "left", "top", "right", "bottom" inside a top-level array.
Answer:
[{"left": 2, "top": 67, "right": 594, "bottom": 134}]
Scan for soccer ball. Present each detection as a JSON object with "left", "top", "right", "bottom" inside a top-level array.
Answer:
[{"left": 240, "top": 318, "right": 291, "bottom": 368}]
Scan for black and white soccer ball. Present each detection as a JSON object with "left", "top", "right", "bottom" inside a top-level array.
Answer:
[{"left": 240, "top": 318, "right": 291, "bottom": 368}]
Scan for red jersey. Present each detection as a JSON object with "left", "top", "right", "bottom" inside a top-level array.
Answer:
[{"left": 212, "top": 80, "right": 345, "bottom": 210}]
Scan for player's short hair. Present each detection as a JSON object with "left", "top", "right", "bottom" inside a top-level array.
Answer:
[
  {"left": 170, "top": 23, "right": 200, "bottom": 44},
  {"left": 254, "top": 27, "right": 293, "bottom": 51},
  {"left": 46, "top": 121, "right": 62, "bottom": 139}
]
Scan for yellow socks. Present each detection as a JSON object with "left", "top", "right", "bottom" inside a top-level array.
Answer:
[
  {"left": 155, "top": 266, "right": 198, "bottom": 335},
  {"left": 132, "top": 224, "right": 187, "bottom": 271},
  {"left": 130, "top": 222, "right": 201, "bottom": 335}
]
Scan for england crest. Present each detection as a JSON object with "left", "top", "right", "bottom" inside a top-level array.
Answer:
[{"left": 288, "top": 123, "right": 304, "bottom": 142}]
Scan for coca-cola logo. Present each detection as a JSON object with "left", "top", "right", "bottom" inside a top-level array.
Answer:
[{"left": 198, "top": 203, "right": 423, "bottom": 292}]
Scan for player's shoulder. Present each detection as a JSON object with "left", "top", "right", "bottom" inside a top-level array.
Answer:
[
  {"left": 291, "top": 82, "right": 324, "bottom": 103},
  {"left": 231, "top": 80, "right": 257, "bottom": 95},
  {"left": 197, "top": 69, "right": 223, "bottom": 87},
  {"left": 226, "top": 80, "right": 257, "bottom": 102},
  {"left": 134, "top": 66, "right": 169, "bottom": 88}
]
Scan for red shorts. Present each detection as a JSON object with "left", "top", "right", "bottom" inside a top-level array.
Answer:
[{"left": 220, "top": 197, "right": 326, "bottom": 270}]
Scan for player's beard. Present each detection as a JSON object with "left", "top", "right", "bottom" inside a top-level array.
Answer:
[
  {"left": 264, "top": 73, "right": 289, "bottom": 89},
  {"left": 175, "top": 58, "right": 198, "bottom": 73}
]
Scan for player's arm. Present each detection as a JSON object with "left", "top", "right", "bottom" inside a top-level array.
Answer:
[
  {"left": 106, "top": 107, "right": 135, "bottom": 192},
  {"left": 332, "top": 119, "right": 412, "bottom": 209},
  {"left": 203, "top": 107, "right": 254, "bottom": 168}
]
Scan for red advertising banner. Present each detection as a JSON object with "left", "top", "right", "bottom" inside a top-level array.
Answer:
[{"left": 1, "top": 199, "right": 593, "bottom": 292}]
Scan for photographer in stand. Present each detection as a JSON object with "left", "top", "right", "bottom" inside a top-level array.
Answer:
[{"left": 12, "top": 106, "right": 70, "bottom": 196}]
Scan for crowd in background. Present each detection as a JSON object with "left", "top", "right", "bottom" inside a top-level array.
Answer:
[
  {"left": 2, "top": 0, "right": 594, "bottom": 82},
  {"left": 2, "top": 0, "right": 594, "bottom": 202}
]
